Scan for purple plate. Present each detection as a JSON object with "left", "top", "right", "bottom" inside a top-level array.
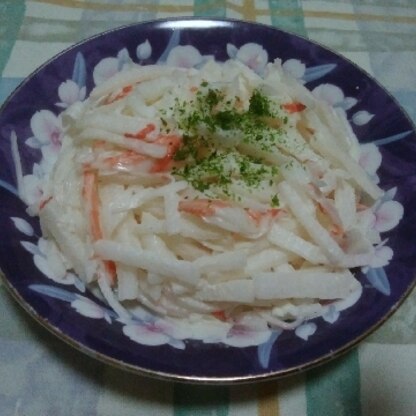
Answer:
[{"left": 0, "top": 18, "right": 415, "bottom": 383}]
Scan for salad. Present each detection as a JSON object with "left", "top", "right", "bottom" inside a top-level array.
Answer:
[{"left": 14, "top": 57, "right": 393, "bottom": 331}]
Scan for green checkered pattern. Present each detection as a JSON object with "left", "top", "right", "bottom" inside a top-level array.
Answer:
[{"left": 1, "top": 1, "right": 415, "bottom": 415}]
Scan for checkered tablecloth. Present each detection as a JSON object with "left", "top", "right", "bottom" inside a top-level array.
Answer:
[{"left": 1, "top": 1, "right": 415, "bottom": 415}]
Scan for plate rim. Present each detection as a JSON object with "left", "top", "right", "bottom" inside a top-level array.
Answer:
[{"left": 0, "top": 16, "right": 415, "bottom": 384}]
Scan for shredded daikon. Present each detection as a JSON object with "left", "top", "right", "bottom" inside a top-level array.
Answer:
[{"left": 35, "top": 58, "right": 389, "bottom": 331}]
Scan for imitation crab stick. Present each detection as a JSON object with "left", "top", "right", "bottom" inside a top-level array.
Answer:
[
  {"left": 101, "top": 133, "right": 181, "bottom": 173},
  {"left": 102, "top": 151, "right": 147, "bottom": 170},
  {"left": 246, "top": 208, "right": 282, "bottom": 225},
  {"left": 150, "top": 134, "right": 182, "bottom": 172},
  {"left": 124, "top": 123, "right": 156, "bottom": 140},
  {"left": 104, "top": 84, "right": 133, "bottom": 105},
  {"left": 282, "top": 101, "right": 307, "bottom": 113},
  {"left": 178, "top": 199, "right": 231, "bottom": 217},
  {"left": 83, "top": 169, "right": 116, "bottom": 285}
]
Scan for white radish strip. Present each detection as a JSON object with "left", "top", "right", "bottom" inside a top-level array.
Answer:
[
  {"left": 202, "top": 206, "right": 260, "bottom": 237},
  {"left": 78, "top": 128, "right": 167, "bottom": 158},
  {"left": 94, "top": 239, "right": 200, "bottom": 286},
  {"left": 39, "top": 200, "right": 92, "bottom": 282},
  {"left": 339, "top": 252, "right": 375, "bottom": 268},
  {"left": 277, "top": 181, "right": 344, "bottom": 264},
  {"left": 245, "top": 249, "right": 289, "bottom": 274},
  {"left": 311, "top": 132, "right": 383, "bottom": 200},
  {"left": 274, "top": 263, "right": 295, "bottom": 273},
  {"left": 254, "top": 270, "right": 360, "bottom": 300},
  {"left": 196, "top": 280, "right": 255, "bottom": 303},
  {"left": 79, "top": 113, "right": 159, "bottom": 137},
  {"left": 164, "top": 190, "right": 181, "bottom": 234},
  {"left": 141, "top": 234, "right": 177, "bottom": 261},
  {"left": 112, "top": 180, "right": 188, "bottom": 212},
  {"left": 135, "top": 214, "right": 221, "bottom": 241},
  {"left": 136, "top": 292, "right": 167, "bottom": 316},
  {"left": 134, "top": 76, "right": 175, "bottom": 104},
  {"left": 135, "top": 214, "right": 166, "bottom": 235},
  {"left": 117, "top": 264, "right": 139, "bottom": 301},
  {"left": 334, "top": 181, "right": 356, "bottom": 231},
  {"left": 314, "top": 102, "right": 352, "bottom": 153},
  {"left": 90, "top": 65, "right": 175, "bottom": 99},
  {"left": 268, "top": 223, "right": 328, "bottom": 264},
  {"left": 97, "top": 273, "right": 131, "bottom": 320},
  {"left": 193, "top": 250, "right": 247, "bottom": 273},
  {"left": 175, "top": 296, "right": 218, "bottom": 313}
]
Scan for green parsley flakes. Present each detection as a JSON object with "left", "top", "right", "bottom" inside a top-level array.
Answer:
[{"left": 170, "top": 83, "right": 285, "bottom": 206}]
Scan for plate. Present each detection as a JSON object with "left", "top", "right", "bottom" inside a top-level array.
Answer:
[{"left": 0, "top": 18, "right": 415, "bottom": 383}]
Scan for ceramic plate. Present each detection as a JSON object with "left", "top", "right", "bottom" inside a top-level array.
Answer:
[{"left": 0, "top": 18, "right": 415, "bottom": 383}]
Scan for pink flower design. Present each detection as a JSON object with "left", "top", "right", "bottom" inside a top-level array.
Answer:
[
  {"left": 123, "top": 321, "right": 172, "bottom": 346},
  {"left": 166, "top": 45, "right": 203, "bottom": 68},
  {"left": 223, "top": 324, "right": 271, "bottom": 347},
  {"left": 373, "top": 200, "right": 404, "bottom": 233},
  {"left": 30, "top": 110, "right": 63, "bottom": 151},
  {"left": 56, "top": 79, "right": 86, "bottom": 108},
  {"left": 234, "top": 43, "right": 268, "bottom": 74}
]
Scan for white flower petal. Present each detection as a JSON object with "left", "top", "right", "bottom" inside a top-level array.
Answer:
[
  {"left": 33, "top": 254, "right": 55, "bottom": 279},
  {"left": 71, "top": 297, "right": 106, "bottom": 319},
  {"left": 58, "top": 79, "right": 80, "bottom": 105},
  {"left": 20, "top": 241, "right": 40, "bottom": 255},
  {"left": 79, "top": 86, "right": 87, "bottom": 101},
  {"left": 226, "top": 43, "right": 238, "bottom": 58},
  {"left": 282, "top": 59, "right": 306, "bottom": 79},
  {"left": 123, "top": 323, "right": 170, "bottom": 346},
  {"left": 136, "top": 39, "right": 152, "bottom": 60},
  {"left": 117, "top": 48, "right": 131, "bottom": 70},
  {"left": 374, "top": 200, "right": 404, "bottom": 233},
  {"left": 322, "top": 306, "right": 340, "bottom": 324},
  {"left": 359, "top": 143, "right": 382, "bottom": 175},
  {"left": 312, "top": 84, "right": 344, "bottom": 106},
  {"left": 295, "top": 322, "right": 317, "bottom": 340},
  {"left": 342, "top": 97, "right": 358, "bottom": 110},
  {"left": 40, "top": 144, "right": 61, "bottom": 171},
  {"left": 30, "top": 110, "right": 62, "bottom": 145},
  {"left": 166, "top": 45, "right": 202, "bottom": 68},
  {"left": 21, "top": 174, "right": 43, "bottom": 206},
  {"left": 223, "top": 326, "right": 271, "bottom": 347},
  {"left": 11, "top": 217, "right": 34, "bottom": 236},
  {"left": 25, "top": 136, "right": 43, "bottom": 149},
  {"left": 72, "top": 274, "right": 86, "bottom": 293},
  {"left": 235, "top": 43, "right": 268, "bottom": 74},
  {"left": 93, "top": 57, "right": 119, "bottom": 85},
  {"left": 369, "top": 246, "right": 393, "bottom": 268},
  {"left": 352, "top": 110, "right": 374, "bottom": 126}
]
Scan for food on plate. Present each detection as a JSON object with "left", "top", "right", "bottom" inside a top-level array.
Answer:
[{"left": 17, "top": 57, "right": 390, "bottom": 331}]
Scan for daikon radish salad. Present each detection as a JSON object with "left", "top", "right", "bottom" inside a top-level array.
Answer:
[{"left": 34, "top": 57, "right": 388, "bottom": 335}]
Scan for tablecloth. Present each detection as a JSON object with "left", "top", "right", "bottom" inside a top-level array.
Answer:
[{"left": 0, "top": 1, "right": 415, "bottom": 415}]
